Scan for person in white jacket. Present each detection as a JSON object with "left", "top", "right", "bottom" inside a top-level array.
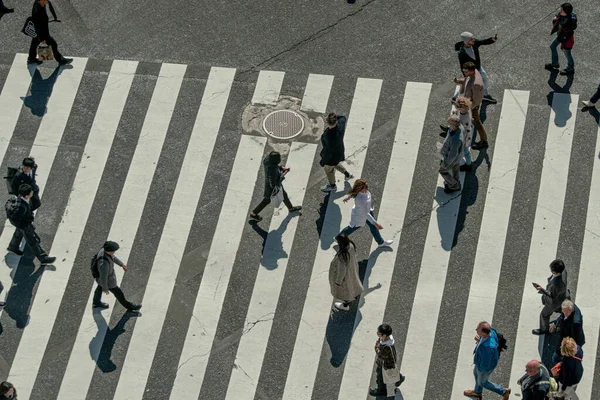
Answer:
[{"left": 336, "top": 179, "right": 393, "bottom": 247}]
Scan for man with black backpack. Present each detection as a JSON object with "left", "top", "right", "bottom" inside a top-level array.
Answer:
[
  {"left": 6, "top": 183, "right": 55, "bottom": 264},
  {"left": 10, "top": 157, "right": 41, "bottom": 211},
  {"left": 92, "top": 241, "right": 141, "bottom": 312}
]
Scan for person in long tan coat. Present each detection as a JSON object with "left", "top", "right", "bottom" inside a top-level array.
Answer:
[{"left": 329, "top": 234, "right": 363, "bottom": 311}]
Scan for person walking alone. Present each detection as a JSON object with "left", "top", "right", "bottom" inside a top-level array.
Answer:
[
  {"left": 545, "top": 2, "right": 577, "bottom": 76},
  {"left": 249, "top": 151, "right": 302, "bottom": 222},
  {"left": 532, "top": 259, "right": 568, "bottom": 335},
  {"left": 320, "top": 112, "right": 353, "bottom": 192},
  {"left": 329, "top": 234, "right": 362, "bottom": 311},
  {"left": 338, "top": 179, "right": 393, "bottom": 248},
  {"left": 28, "top": 0, "right": 73, "bottom": 66},
  {"left": 92, "top": 241, "right": 141, "bottom": 312},
  {"left": 454, "top": 31, "right": 498, "bottom": 103},
  {"left": 369, "top": 324, "right": 405, "bottom": 398}
]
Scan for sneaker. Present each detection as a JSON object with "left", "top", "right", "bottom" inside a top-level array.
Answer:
[
  {"left": 459, "top": 164, "right": 472, "bottom": 172},
  {"left": 378, "top": 239, "right": 393, "bottom": 248},
  {"left": 7, "top": 247, "right": 24, "bottom": 256},
  {"left": 471, "top": 141, "right": 488, "bottom": 150},
  {"left": 582, "top": 100, "right": 597, "bottom": 108},
  {"left": 27, "top": 58, "right": 43, "bottom": 65},
  {"left": 344, "top": 172, "right": 354, "bottom": 180},
  {"left": 559, "top": 69, "right": 574, "bottom": 76},
  {"left": 334, "top": 302, "right": 349, "bottom": 311},
  {"left": 544, "top": 63, "right": 559, "bottom": 71},
  {"left": 321, "top": 184, "right": 337, "bottom": 192},
  {"left": 483, "top": 94, "right": 498, "bottom": 104},
  {"left": 40, "top": 256, "right": 56, "bottom": 265},
  {"left": 92, "top": 302, "right": 109, "bottom": 310},
  {"left": 127, "top": 304, "right": 142, "bottom": 312},
  {"left": 249, "top": 213, "right": 263, "bottom": 222},
  {"left": 502, "top": 388, "right": 511, "bottom": 400},
  {"left": 59, "top": 58, "right": 73, "bottom": 66}
]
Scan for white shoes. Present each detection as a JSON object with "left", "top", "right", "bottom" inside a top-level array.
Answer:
[
  {"left": 582, "top": 100, "right": 597, "bottom": 108},
  {"left": 334, "top": 302, "right": 349, "bottom": 311},
  {"left": 321, "top": 184, "right": 337, "bottom": 192},
  {"left": 378, "top": 239, "right": 393, "bottom": 248}
]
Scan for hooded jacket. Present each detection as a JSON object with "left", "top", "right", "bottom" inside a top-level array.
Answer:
[
  {"left": 474, "top": 329, "right": 500, "bottom": 372},
  {"left": 454, "top": 37, "right": 495, "bottom": 70}
]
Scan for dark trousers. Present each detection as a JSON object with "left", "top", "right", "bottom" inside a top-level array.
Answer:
[
  {"left": 29, "top": 36, "right": 63, "bottom": 62},
  {"left": 93, "top": 285, "right": 133, "bottom": 309},
  {"left": 375, "top": 365, "right": 401, "bottom": 398},
  {"left": 591, "top": 83, "right": 600, "bottom": 104},
  {"left": 252, "top": 188, "right": 293, "bottom": 215},
  {"left": 31, "top": 191, "right": 41, "bottom": 211},
  {"left": 8, "top": 224, "right": 48, "bottom": 260}
]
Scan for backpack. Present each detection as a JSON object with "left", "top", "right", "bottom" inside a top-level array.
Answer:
[
  {"left": 90, "top": 252, "right": 110, "bottom": 279},
  {"left": 5, "top": 196, "right": 22, "bottom": 227},
  {"left": 4, "top": 166, "right": 19, "bottom": 195},
  {"left": 492, "top": 328, "right": 508, "bottom": 356}
]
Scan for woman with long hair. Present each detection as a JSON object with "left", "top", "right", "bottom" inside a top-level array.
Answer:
[
  {"left": 329, "top": 234, "right": 363, "bottom": 311},
  {"left": 337, "top": 179, "right": 392, "bottom": 247},
  {"left": 0, "top": 381, "right": 16, "bottom": 400}
]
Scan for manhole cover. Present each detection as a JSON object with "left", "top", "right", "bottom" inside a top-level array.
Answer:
[{"left": 262, "top": 110, "right": 305, "bottom": 140}]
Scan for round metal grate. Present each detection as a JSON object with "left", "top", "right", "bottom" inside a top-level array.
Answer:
[{"left": 262, "top": 110, "right": 305, "bottom": 140}]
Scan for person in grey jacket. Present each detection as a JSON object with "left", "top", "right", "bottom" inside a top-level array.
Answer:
[
  {"left": 92, "top": 241, "right": 141, "bottom": 312},
  {"left": 439, "top": 115, "right": 464, "bottom": 193},
  {"left": 533, "top": 259, "right": 568, "bottom": 335},
  {"left": 329, "top": 234, "right": 362, "bottom": 311}
]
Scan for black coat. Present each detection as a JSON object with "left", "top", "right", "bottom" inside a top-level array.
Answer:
[
  {"left": 540, "top": 272, "right": 568, "bottom": 312},
  {"left": 319, "top": 116, "right": 347, "bottom": 167},
  {"left": 262, "top": 153, "right": 285, "bottom": 198},
  {"left": 519, "top": 366, "right": 550, "bottom": 400},
  {"left": 559, "top": 346, "right": 584, "bottom": 388},
  {"left": 551, "top": 12, "right": 577, "bottom": 44},
  {"left": 11, "top": 166, "right": 39, "bottom": 195},
  {"left": 9, "top": 196, "right": 34, "bottom": 229},
  {"left": 454, "top": 37, "right": 495, "bottom": 70},
  {"left": 555, "top": 304, "right": 585, "bottom": 348},
  {"left": 31, "top": 0, "right": 58, "bottom": 41}
]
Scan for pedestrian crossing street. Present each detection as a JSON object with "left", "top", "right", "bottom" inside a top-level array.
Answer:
[{"left": 0, "top": 52, "right": 599, "bottom": 400}]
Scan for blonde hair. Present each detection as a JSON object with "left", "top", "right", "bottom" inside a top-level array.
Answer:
[
  {"left": 447, "top": 114, "right": 460, "bottom": 126},
  {"left": 560, "top": 337, "right": 578, "bottom": 357},
  {"left": 348, "top": 179, "right": 368, "bottom": 197},
  {"left": 455, "top": 96, "right": 472, "bottom": 110}
]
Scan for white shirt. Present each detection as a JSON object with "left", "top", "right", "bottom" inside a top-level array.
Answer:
[{"left": 349, "top": 191, "right": 378, "bottom": 227}]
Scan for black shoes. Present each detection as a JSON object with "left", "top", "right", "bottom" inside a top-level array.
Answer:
[
  {"left": 483, "top": 94, "right": 498, "bottom": 104},
  {"left": 532, "top": 329, "right": 549, "bottom": 335},
  {"left": 127, "top": 304, "right": 142, "bottom": 312},
  {"left": 7, "top": 247, "right": 24, "bottom": 256},
  {"left": 545, "top": 63, "right": 559, "bottom": 71},
  {"left": 559, "top": 69, "right": 574, "bottom": 76},
  {"left": 59, "top": 58, "right": 73, "bottom": 66},
  {"left": 0, "top": 301, "right": 5, "bottom": 307},
  {"left": 27, "top": 58, "right": 43, "bottom": 65},
  {"left": 444, "top": 185, "right": 461, "bottom": 194},
  {"left": 440, "top": 124, "right": 449, "bottom": 132},
  {"left": 40, "top": 256, "right": 56, "bottom": 265},
  {"left": 288, "top": 206, "right": 302, "bottom": 213},
  {"left": 471, "top": 141, "right": 488, "bottom": 150},
  {"left": 369, "top": 388, "right": 386, "bottom": 397},
  {"left": 0, "top": 8, "right": 14, "bottom": 14},
  {"left": 249, "top": 213, "right": 263, "bottom": 222},
  {"left": 460, "top": 164, "right": 473, "bottom": 172},
  {"left": 93, "top": 302, "right": 109, "bottom": 310}
]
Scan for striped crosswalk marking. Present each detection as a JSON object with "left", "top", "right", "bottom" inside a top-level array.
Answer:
[
  {"left": 451, "top": 89, "right": 529, "bottom": 399},
  {"left": 252, "top": 70, "right": 285, "bottom": 105},
  {"left": 508, "top": 93, "right": 578, "bottom": 394},
  {"left": 282, "top": 77, "right": 382, "bottom": 400},
  {"left": 337, "top": 81, "right": 432, "bottom": 399},
  {"left": 301, "top": 74, "right": 335, "bottom": 113}
]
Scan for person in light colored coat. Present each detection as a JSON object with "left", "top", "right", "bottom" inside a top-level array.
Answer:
[{"left": 329, "top": 234, "right": 363, "bottom": 311}]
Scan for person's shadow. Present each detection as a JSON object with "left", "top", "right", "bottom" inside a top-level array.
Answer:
[
  {"left": 250, "top": 213, "right": 295, "bottom": 270},
  {"left": 453, "top": 165, "right": 480, "bottom": 246},
  {"left": 21, "top": 66, "right": 62, "bottom": 116},
  {"left": 546, "top": 70, "right": 574, "bottom": 127},
  {"left": 316, "top": 181, "right": 351, "bottom": 250},
  {"left": 95, "top": 311, "right": 137, "bottom": 373}
]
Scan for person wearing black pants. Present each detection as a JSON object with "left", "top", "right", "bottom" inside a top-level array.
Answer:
[
  {"left": 28, "top": 0, "right": 72, "bottom": 65},
  {"left": 0, "top": 279, "right": 5, "bottom": 307},
  {"left": 92, "top": 241, "right": 141, "bottom": 312},
  {"left": 0, "top": 0, "right": 14, "bottom": 16},
  {"left": 11, "top": 157, "right": 41, "bottom": 211},
  {"left": 249, "top": 151, "right": 302, "bottom": 222}
]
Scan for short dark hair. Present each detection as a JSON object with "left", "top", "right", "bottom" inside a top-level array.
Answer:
[
  {"left": 550, "top": 259, "right": 565, "bottom": 273},
  {"left": 0, "top": 381, "right": 14, "bottom": 395},
  {"left": 22, "top": 157, "right": 35, "bottom": 168},
  {"left": 462, "top": 61, "right": 476, "bottom": 71},
  {"left": 326, "top": 112, "right": 337, "bottom": 126},
  {"left": 18, "top": 183, "right": 33, "bottom": 197},
  {"left": 377, "top": 324, "right": 392, "bottom": 336},
  {"left": 561, "top": 3, "right": 573, "bottom": 14}
]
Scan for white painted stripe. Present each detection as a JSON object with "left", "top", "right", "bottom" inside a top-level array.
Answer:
[
  {"left": 51, "top": 60, "right": 138, "bottom": 399},
  {"left": 397, "top": 86, "right": 467, "bottom": 400},
  {"left": 282, "top": 78, "right": 382, "bottom": 400},
  {"left": 508, "top": 93, "right": 578, "bottom": 397},
  {"left": 300, "top": 74, "right": 334, "bottom": 113},
  {"left": 225, "top": 142, "right": 317, "bottom": 400},
  {"left": 112, "top": 67, "right": 236, "bottom": 400},
  {"left": 0, "top": 57, "right": 87, "bottom": 322},
  {"left": 337, "top": 82, "right": 431, "bottom": 399},
  {"left": 572, "top": 117, "right": 600, "bottom": 399},
  {"left": 169, "top": 134, "right": 266, "bottom": 400},
  {"left": 450, "top": 90, "right": 529, "bottom": 399},
  {"left": 52, "top": 62, "right": 186, "bottom": 400},
  {"left": 251, "top": 70, "right": 284, "bottom": 105}
]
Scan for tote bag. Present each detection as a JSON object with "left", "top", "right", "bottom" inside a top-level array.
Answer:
[
  {"left": 270, "top": 186, "right": 284, "bottom": 208},
  {"left": 381, "top": 344, "right": 401, "bottom": 384}
]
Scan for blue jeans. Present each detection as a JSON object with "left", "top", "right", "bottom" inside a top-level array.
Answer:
[
  {"left": 464, "top": 146, "right": 472, "bottom": 165},
  {"left": 550, "top": 37, "right": 574, "bottom": 71},
  {"left": 590, "top": 83, "right": 600, "bottom": 104},
  {"left": 478, "top": 66, "right": 489, "bottom": 97},
  {"left": 473, "top": 367, "right": 505, "bottom": 395},
  {"left": 338, "top": 211, "right": 383, "bottom": 245}
]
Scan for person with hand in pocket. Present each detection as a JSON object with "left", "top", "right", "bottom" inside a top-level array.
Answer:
[{"left": 28, "top": 0, "right": 72, "bottom": 65}]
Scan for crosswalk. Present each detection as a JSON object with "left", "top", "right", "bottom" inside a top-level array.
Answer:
[{"left": 0, "top": 52, "right": 598, "bottom": 400}]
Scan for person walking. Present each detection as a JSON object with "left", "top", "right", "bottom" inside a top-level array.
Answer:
[
  {"left": 552, "top": 337, "right": 583, "bottom": 399},
  {"left": 28, "top": 0, "right": 73, "bottom": 66},
  {"left": 532, "top": 259, "right": 568, "bottom": 335},
  {"left": 517, "top": 360, "right": 551, "bottom": 400},
  {"left": 439, "top": 115, "right": 463, "bottom": 193},
  {"left": 6, "top": 183, "right": 55, "bottom": 264},
  {"left": 329, "top": 234, "right": 362, "bottom": 311},
  {"left": 549, "top": 300, "right": 585, "bottom": 364},
  {"left": 581, "top": 80, "right": 600, "bottom": 108},
  {"left": 338, "top": 179, "right": 393, "bottom": 247},
  {"left": 0, "top": 0, "right": 14, "bottom": 16},
  {"left": 440, "top": 96, "right": 474, "bottom": 171},
  {"left": 249, "top": 151, "right": 302, "bottom": 222},
  {"left": 0, "top": 381, "right": 16, "bottom": 400},
  {"left": 11, "top": 157, "right": 41, "bottom": 211},
  {"left": 464, "top": 321, "right": 511, "bottom": 399},
  {"left": 369, "top": 324, "right": 405, "bottom": 398},
  {"left": 453, "top": 62, "right": 488, "bottom": 150},
  {"left": 320, "top": 112, "right": 353, "bottom": 192},
  {"left": 92, "top": 241, "right": 141, "bottom": 312},
  {"left": 545, "top": 2, "right": 577, "bottom": 76},
  {"left": 454, "top": 31, "right": 498, "bottom": 103}
]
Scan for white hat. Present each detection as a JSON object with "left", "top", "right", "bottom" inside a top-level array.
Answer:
[{"left": 460, "top": 32, "right": 474, "bottom": 43}]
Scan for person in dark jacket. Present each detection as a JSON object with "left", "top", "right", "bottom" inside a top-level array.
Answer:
[
  {"left": 369, "top": 324, "right": 405, "bottom": 398},
  {"left": 550, "top": 300, "right": 585, "bottom": 364},
  {"left": 11, "top": 157, "right": 41, "bottom": 211},
  {"left": 92, "top": 241, "right": 141, "bottom": 312},
  {"left": 553, "top": 337, "right": 583, "bottom": 396},
  {"left": 320, "top": 112, "right": 353, "bottom": 192},
  {"left": 0, "top": 0, "right": 14, "bottom": 16},
  {"left": 517, "top": 360, "right": 551, "bottom": 400},
  {"left": 28, "top": 0, "right": 72, "bottom": 65},
  {"left": 545, "top": 2, "right": 577, "bottom": 75},
  {"left": 6, "top": 184, "right": 55, "bottom": 264},
  {"left": 454, "top": 32, "right": 498, "bottom": 103},
  {"left": 0, "top": 279, "right": 5, "bottom": 308},
  {"left": 533, "top": 258, "right": 568, "bottom": 335},
  {"left": 0, "top": 381, "right": 17, "bottom": 400},
  {"left": 249, "top": 151, "right": 302, "bottom": 222}
]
